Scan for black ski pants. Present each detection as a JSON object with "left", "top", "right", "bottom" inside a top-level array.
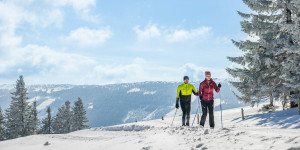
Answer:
[
  {"left": 200, "top": 100, "right": 214, "bottom": 128},
  {"left": 180, "top": 95, "right": 191, "bottom": 125}
]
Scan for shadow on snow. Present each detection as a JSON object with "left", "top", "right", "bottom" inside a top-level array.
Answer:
[{"left": 232, "top": 108, "right": 300, "bottom": 129}]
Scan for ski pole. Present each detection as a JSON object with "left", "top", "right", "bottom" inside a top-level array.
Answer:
[
  {"left": 219, "top": 87, "right": 223, "bottom": 128},
  {"left": 171, "top": 108, "right": 178, "bottom": 126},
  {"left": 192, "top": 96, "right": 199, "bottom": 126},
  {"left": 198, "top": 94, "right": 201, "bottom": 123}
]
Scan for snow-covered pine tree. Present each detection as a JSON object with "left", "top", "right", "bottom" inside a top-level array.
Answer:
[
  {"left": 0, "top": 106, "right": 4, "bottom": 141},
  {"left": 64, "top": 100, "right": 72, "bottom": 133},
  {"left": 40, "top": 106, "right": 52, "bottom": 134},
  {"left": 4, "top": 75, "right": 30, "bottom": 139},
  {"left": 227, "top": 0, "right": 292, "bottom": 106},
  {"left": 52, "top": 101, "right": 72, "bottom": 134},
  {"left": 25, "top": 101, "right": 38, "bottom": 135},
  {"left": 227, "top": 0, "right": 277, "bottom": 105},
  {"left": 71, "top": 97, "right": 88, "bottom": 131},
  {"left": 277, "top": 0, "right": 300, "bottom": 111},
  {"left": 253, "top": 0, "right": 295, "bottom": 108},
  {"left": 52, "top": 106, "right": 64, "bottom": 134}
]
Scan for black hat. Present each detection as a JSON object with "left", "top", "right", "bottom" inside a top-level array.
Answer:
[{"left": 183, "top": 76, "right": 189, "bottom": 81}]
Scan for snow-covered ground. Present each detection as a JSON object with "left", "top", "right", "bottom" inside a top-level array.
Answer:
[{"left": 1, "top": 103, "right": 300, "bottom": 150}]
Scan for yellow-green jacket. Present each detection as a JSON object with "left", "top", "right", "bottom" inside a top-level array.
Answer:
[{"left": 176, "top": 83, "right": 197, "bottom": 98}]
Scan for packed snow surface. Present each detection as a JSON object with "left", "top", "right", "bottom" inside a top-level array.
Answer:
[{"left": 0, "top": 104, "right": 299, "bottom": 150}]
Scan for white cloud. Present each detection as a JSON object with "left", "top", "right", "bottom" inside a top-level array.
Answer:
[
  {"left": 165, "top": 27, "right": 211, "bottom": 42},
  {"left": 181, "top": 63, "right": 205, "bottom": 81},
  {"left": 133, "top": 25, "right": 161, "bottom": 41},
  {"left": 180, "top": 63, "right": 228, "bottom": 81},
  {"left": 0, "top": 0, "right": 66, "bottom": 48},
  {"left": 46, "top": 0, "right": 98, "bottom": 23},
  {"left": 0, "top": 45, "right": 228, "bottom": 84},
  {"left": 40, "top": 9, "right": 64, "bottom": 28},
  {"left": 0, "top": 1, "right": 225, "bottom": 85},
  {"left": 0, "top": 0, "right": 98, "bottom": 44},
  {"left": 81, "top": 57, "right": 228, "bottom": 85},
  {"left": 133, "top": 23, "right": 211, "bottom": 42},
  {"left": 0, "top": 1, "right": 32, "bottom": 47},
  {"left": 85, "top": 58, "right": 146, "bottom": 84},
  {"left": 0, "top": 31, "right": 23, "bottom": 47},
  {"left": 0, "top": 1, "right": 64, "bottom": 29},
  {"left": 63, "top": 27, "right": 112, "bottom": 46},
  {"left": 49, "top": 0, "right": 95, "bottom": 11},
  {"left": 0, "top": 1, "right": 34, "bottom": 27},
  {"left": 78, "top": 9, "right": 101, "bottom": 23},
  {"left": 0, "top": 44, "right": 97, "bottom": 82},
  {"left": 22, "top": 45, "right": 96, "bottom": 69}
]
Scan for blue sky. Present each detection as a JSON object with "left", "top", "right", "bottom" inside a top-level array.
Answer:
[{"left": 0, "top": 0, "right": 251, "bottom": 85}]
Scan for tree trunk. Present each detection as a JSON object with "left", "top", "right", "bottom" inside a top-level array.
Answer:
[
  {"left": 282, "top": 96, "right": 287, "bottom": 110},
  {"left": 270, "top": 93, "right": 273, "bottom": 106}
]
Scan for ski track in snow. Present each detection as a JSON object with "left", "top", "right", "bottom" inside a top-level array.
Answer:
[{"left": 0, "top": 103, "right": 300, "bottom": 150}]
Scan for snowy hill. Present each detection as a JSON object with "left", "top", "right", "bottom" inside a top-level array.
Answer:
[
  {"left": 0, "top": 80, "right": 245, "bottom": 127},
  {"left": 0, "top": 104, "right": 299, "bottom": 150}
]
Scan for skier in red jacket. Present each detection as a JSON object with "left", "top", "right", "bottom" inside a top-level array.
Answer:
[{"left": 198, "top": 71, "right": 221, "bottom": 129}]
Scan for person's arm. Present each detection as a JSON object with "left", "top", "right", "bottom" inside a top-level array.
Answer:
[
  {"left": 199, "top": 83, "right": 203, "bottom": 100},
  {"left": 191, "top": 85, "right": 198, "bottom": 96},
  {"left": 213, "top": 82, "right": 220, "bottom": 93},
  {"left": 176, "top": 86, "right": 180, "bottom": 99},
  {"left": 176, "top": 86, "right": 180, "bottom": 106}
]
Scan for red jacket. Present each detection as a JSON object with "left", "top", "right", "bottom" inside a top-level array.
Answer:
[{"left": 198, "top": 79, "right": 220, "bottom": 101}]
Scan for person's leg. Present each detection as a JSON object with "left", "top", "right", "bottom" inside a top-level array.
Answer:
[
  {"left": 186, "top": 97, "right": 191, "bottom": 126},
  {"left": 180, "top": 100, "right": 186, "bottom": 126},
  {"left": 200, "top": 101, "right": 208, "bottom": 127},
  {"left": 208, "top": 100, "right": 215, "bottom": 128}
]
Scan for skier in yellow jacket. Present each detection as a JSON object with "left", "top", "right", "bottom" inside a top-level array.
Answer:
[{"left": 176, "top": 76, "right": 198, "bottom": 126}]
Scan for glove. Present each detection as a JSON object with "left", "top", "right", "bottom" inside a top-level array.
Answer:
[
  {"left": 175, "top": 98, "right": 179, "bottom": 109},
  {"left": 218, "top": 83, "right": 221, "bottom": 88},
  {"left": 200, "top": 96, "right": 203, "bottom": 100}
]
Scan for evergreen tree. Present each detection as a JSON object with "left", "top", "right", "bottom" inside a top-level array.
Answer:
[
  {"left": 4, "top": 75, "right": 30, "bottom": 139},
  {"left": 278, "top": 0, "right": 300, "bottom": 106},
  {"left": 227, "top": 0, "right": 294, "bottom": 106},
  {"left": 40, "top": 106, "right": 52, "bottom": 134},
  {"left": 52, "top": 101, "right": 72, "bottom": 134},
  {"left": 52, "top": 106, "right": 63, "bottom": 134},
  {"left": 26, "top": 101, "right": 38, "bottom": 135},
  {"left": 0, "top": 106, "right": 4, "bottom": 141},
  {"left": 71, "top": 97, "right": 88, "bottom": 131}
]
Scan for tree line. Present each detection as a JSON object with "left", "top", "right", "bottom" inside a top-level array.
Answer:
[
  {"left": 227, "top": 0, "right": 300, "bottom": 113},
  {"left": 0, "top": 75, "right": 89, "bottom": 141}
]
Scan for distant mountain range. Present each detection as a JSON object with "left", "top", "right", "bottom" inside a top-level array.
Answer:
[{"left": 0, "top": 79, "right": 246, "bottom": 127}]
